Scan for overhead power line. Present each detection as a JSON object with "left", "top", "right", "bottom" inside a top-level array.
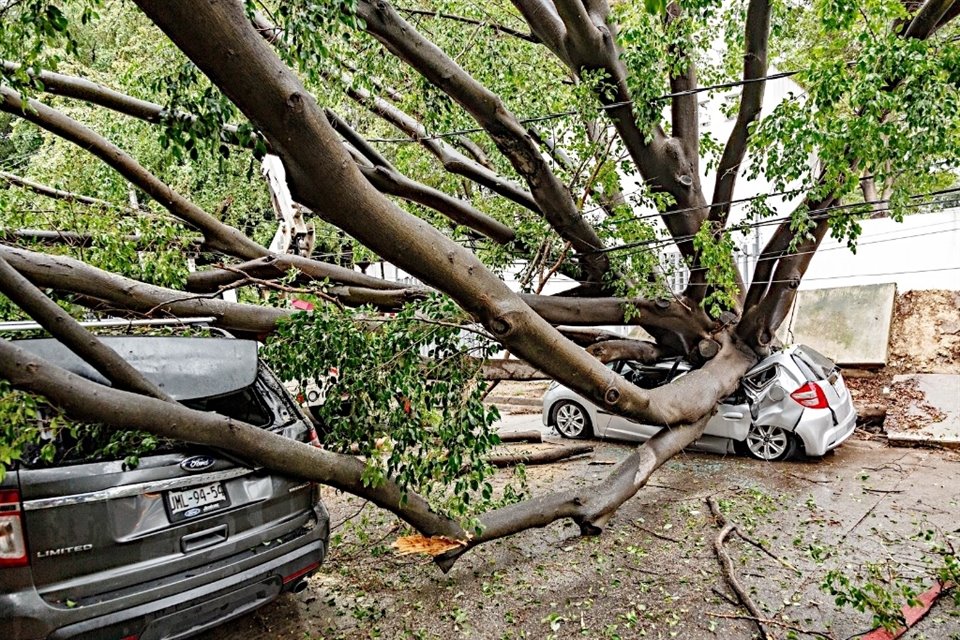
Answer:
[
  {"left": 588, "top": 185, "right": 960, "bottom": 256},
  {"left": 365, "top": 70, "right": 806, "bottom": 143}
]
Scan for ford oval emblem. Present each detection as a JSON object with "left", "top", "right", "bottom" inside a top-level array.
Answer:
[
  {"left": 184, "top": 507, "right": 202, "bottom": 518},
  {"left": 180, "top": 455, "right": 217, "bottom": 473}
]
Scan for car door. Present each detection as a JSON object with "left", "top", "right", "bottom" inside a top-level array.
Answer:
[{"left": 704, "top": 393, "right": 752, "bottom": 441}]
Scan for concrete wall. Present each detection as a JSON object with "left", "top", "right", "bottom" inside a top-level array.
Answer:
[{"left": 777, "top": 283, "right": 897, "bottom": 367}]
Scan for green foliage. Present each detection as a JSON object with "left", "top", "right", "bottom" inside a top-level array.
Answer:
[
  {"left": 753, "top": 0, "right": 960, "bottom": 247},
  {"left": 0, "top": 378, "right": 167, "bottom": 479},
  {"left": 0, "top": 380, "right": 47, "bottom": 481},
  {"left": 821, "top": 525, "right": 960, "bottom": 632},
  {"left": 261, "top": 295, "right": 516, "bottom": 528},
  {"left": 0, "top": 1, "right": 102, "bottom": 92},
  {"left": 692, "top": 223, "right": 740, "bottom": 317},
  {"left": 823, "top": 564, "right": 921, "bottom": 632}
]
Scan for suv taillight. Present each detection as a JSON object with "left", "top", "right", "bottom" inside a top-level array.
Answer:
[
  {"left": 790, "top": 382, "right": 828, "bottom": 409},
  {"left": 0, "top": 489, "right": 28, "bottom": 568}
]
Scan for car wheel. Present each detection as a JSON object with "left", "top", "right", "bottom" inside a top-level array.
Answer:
[
  {"left": 740, "top": 424, "right": 796, "bottom": 461},
  {"left": 553, "top": 401, "right": 592, "bottom": 439}
]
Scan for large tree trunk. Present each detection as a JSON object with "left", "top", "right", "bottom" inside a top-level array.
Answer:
[{"left": 132, "top": 0, "right": 745, "bottom": 430}]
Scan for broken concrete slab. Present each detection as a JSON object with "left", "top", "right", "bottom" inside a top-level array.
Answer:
[
  {"left": 885, "top": 374, "right": 960, "bottom": 448},
  {"left": 777, "top": 283, "right": 897, "bottom": 367}
]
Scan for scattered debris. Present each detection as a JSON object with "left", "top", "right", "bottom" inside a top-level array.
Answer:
[
  {"left": 496, "top": 430, "right": 543, "bottom": 444},
  {"left": 860, "top": 581, "right": 955, "bottom": 640},
  {"left": 707, "top": 496, "right": 769, "bottom": 640},
  {"left": 886, "top": 377, "right": 947, "bottom": 432},
  {"left": 487, "top": 444, "right": 594, "bottom": 467}
]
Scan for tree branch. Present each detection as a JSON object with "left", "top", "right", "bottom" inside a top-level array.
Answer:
[
  {"left": 511, "top": 0, "right": 570, "bottom": 63},
  {"left": 0, "top": 255, "right": 172, "bottom": 400},
  {"left": 435, "top": 412, "right": 713, "bottom": 571},
  {"left": 666, "top": 2, "right": 699, "bottom": 164},
  {"left": 1, "top": 60, "right": 260, "bottom": 148},
  {"left": 709, "top": 0, "right": 771, "bottom": 226},
  {"left": 683, "top": 0, "right": 770, "bottom": 306},
  {"left": 0, "top": 85, "right": 264, "bottom": 257},
  {"left": 354, "top": 0, "right": 611, "bottom": 289},
  {"left": 737, "top": 217, "right": 830, "bottom": 349},
  {"left": 396, "top": 7, "right": 540, "bottom": 42},
  {"left": 360, "top": 162, "right": 518, "bottom": 244},
  {"left": 904, "top": 0, "right": 956, "bottom": 38},
  {"left": 585, "top": 339, "right": 667, "bottom": 364},
  {"left": 0, "top": 169, "right": 140, "bottom": 212},
  {"left": 249, "top": 13, "right": 542, "bottom": 214},
  {"left": 0, "top": 245, "right": 291, "bottom": 333},
  {"left": 707, "top": 496, "right": 769, "bottom": 640},
  {"left": 0, "top": 339, "right": 466, "bottom": 539}
]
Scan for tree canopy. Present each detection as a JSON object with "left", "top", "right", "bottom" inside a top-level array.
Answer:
[{"left": 0, "top": 0, "right": 958, "bottom": 567}]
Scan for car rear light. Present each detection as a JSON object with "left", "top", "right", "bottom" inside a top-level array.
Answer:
[
  {"left": 790, "top": 382, "right": 828, "bottom": 409},
  {"left": 282, "top": 561, "right": 320, "bottom": 584},
  {"left": 0, "top": 489, "right": 28, "bottom": 568}
]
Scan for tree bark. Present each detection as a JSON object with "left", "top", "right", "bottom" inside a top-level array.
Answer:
[
  {"left": 0, "top": 340, "right": 467, "bottom": 539},
  {"left": 586, "top": 339, "right": 665, "bottom": 364},
  {"left": 134, "top": 0, "right": 749, "bottom": 430},
  {"left": 354, "top": 0, "right": 612, "bottom": 288},
  {"left": 0, "top": 256, "right": 172, "bottom": 400}
]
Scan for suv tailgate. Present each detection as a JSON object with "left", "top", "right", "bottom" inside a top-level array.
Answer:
[{"left": 18, "top": 439, "right": 316, "bottom": 607}]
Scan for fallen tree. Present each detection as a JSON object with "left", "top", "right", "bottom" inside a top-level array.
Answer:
[{"left": 0, "top": 0, "right": 957, "bottom": 570}]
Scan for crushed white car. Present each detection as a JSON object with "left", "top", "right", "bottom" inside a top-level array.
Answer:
[{"left": 542, "top": 344, "right": 857, "bottom": 461}]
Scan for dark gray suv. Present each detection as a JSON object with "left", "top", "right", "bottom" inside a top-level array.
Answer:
[{"left": 0, "top": 332, "right": 330, "bottom": 640}]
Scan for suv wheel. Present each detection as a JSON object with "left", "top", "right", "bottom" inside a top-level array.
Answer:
[
  {"left": 740, "top": 424, "right": 796, "bottom": 461},
  {"left": 553, "top": 401, "right": 592, "bottom": 439}
]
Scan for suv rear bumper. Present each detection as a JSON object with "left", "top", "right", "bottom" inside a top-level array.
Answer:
[{"left": 1, "top": 504, "right": 328, "bottom": 640}]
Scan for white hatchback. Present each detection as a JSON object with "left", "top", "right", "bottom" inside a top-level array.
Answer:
[{"left": 542, "top": 344, "right": 857, "bottom": 461}]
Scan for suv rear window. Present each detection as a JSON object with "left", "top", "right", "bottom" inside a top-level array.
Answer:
[
  {"left": 17, "top": 383, "right": 273, "bottom": 469},
  {"left": 183, "top": 386, "right": 272, "bottom": 427}
]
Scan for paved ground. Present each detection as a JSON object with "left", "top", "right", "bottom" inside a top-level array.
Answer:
[
  {"left": 202, "top": 416, "right": 960, "bottom": 640},
  {"left": 887, "top": 374, "right": 960, "bottom": 447}
]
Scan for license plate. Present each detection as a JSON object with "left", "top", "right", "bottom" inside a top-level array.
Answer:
[{"left": 166, "top": 482, "right": 230, "bottom": 522}]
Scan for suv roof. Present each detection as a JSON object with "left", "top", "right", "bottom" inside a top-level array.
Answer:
[{"left": 15, "top": 336, "right": 259, "bottom": 401}]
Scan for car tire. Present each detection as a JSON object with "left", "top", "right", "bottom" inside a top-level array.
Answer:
[
  {"left": 552, "top": 401, "right": 592, "bottom": 439},
  {"left": 738, "top": 424, "right": 797, "bottom": 461}
]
